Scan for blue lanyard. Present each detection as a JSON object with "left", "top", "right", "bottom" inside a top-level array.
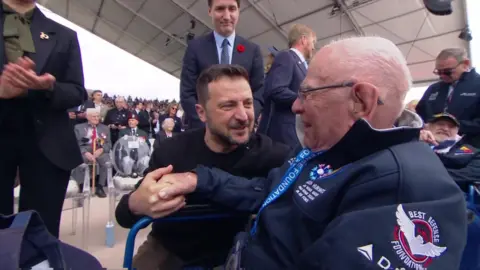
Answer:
[{"left": 250, "top": 148, "right": 322, "bottom": 236}]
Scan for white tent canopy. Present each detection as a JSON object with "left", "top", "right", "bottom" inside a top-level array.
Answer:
[{"left": 40, "top": 0, "right": 469, "bottom": 85}]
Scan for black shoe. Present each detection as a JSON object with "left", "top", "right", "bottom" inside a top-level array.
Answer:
[{"left": 95, "top": 187, "right": 107, "bottom": 198}]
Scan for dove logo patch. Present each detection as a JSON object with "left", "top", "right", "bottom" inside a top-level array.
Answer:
[{"left": 391, "top": 205, "right": 446, "bottom": 269}]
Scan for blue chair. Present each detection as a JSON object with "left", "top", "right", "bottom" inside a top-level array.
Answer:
[
  {"left": 123, "top": 204, "right": 242, "bottom": 270},
  {"left": 461, "top": 183, "right": 480, "bottom": 270}
]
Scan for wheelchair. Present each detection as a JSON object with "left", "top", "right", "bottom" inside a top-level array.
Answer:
[{"left": 123, "top": 204, "right": 245, "bottom": 270}]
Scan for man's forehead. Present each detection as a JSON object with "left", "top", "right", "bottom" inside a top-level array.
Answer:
[{"left": 436, "top": 57, "right": 457, "bottom": 67}]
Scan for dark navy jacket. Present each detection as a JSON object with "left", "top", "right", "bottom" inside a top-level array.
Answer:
[
  {"left": 416, "top": 69, "right": 480, "bottom": 141},
  {"left": 435, "top": 137, "right": 480, "bottom": 191},
  {"left": 194, "top": 111, "right": 467, "bottom": 270},
  {"left": 257, "top": 50, "right": 306, "bottom": 148}
]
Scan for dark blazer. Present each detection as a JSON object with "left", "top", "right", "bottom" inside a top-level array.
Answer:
[
  {"left": 153, "top": 130, "right": 176, "bottom": 149},
  {"left": 257, "top": 50, "right": 306, "bottom": 148},
  {"left": 0, "top": 6, "right": 87, "bottom": 171},
  {"left": 180, "top": 32, "right": 264, "bottom": 129}
]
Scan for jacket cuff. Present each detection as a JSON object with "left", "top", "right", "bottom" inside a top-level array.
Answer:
[{"left": 192, "top": 165, "right": 210, "bottom": 194}]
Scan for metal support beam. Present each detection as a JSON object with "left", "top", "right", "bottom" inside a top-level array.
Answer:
[
  {"left": 246, "top": 0, "right": 288, "bottom": 41},
  {"left": 333, "top": 0, "right": 364, "bottom": 36},
  {"left": 66, "top": 0, "right": 70, "bottom": 19},
  {"left": 91, "top": 0, "right": 105, "bottom": 32},
  {"left": 113, "top": 0, "right": 187, "bottom": 47},
  {"left": 168, "top": 0, "right": 213, "bottom": 32}
]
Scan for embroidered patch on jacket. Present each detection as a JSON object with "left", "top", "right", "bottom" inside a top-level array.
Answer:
[{"left": 309, "top": 164, "right": 333, "bottom": 180}]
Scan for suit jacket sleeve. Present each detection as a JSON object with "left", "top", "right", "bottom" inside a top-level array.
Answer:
[
  {"left": 250, "top": 44, "right": 265, "bottom": 117},
  {"left": 103, "top": 127, "right": 112, "bottom": 153},
  {"left": 74, "top": 124, "right": 87, "bottom": 155},
  {"left": 264, "top": 52, "right": 297, "bottom": 109},
  {"left": 42, "top": 32, "right": 87, "bottom": 111},
  {"left": 180, "top": 44, "right": 200, "bottom": 124}
]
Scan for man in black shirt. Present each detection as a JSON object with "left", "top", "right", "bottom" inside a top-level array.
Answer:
[{"left": 115, "top": 65, "right": 291, "bottom": 270}]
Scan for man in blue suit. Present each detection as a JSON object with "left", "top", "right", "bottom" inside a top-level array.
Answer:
[
  {"left": 180, "top": 0, "right": 264, "bottom": 129},
  {"left": 258, "top": 24, "right": 316, "bottom": 148}
]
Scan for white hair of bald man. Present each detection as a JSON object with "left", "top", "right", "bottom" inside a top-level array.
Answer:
[
  {"left": 85, "top": 107, "right": 101, "bottom": 116},
  {"left": 326, "top": 36, "right": 412, "bottom": 121}
]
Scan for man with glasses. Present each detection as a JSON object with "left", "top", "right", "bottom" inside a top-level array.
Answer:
[
  {"left": 148, "top": 37, "right": 467, "bottom": 269},
  {"left": 258, "top": 24, "right": 316, "bottom": 148},
  {"left": 416, "top": 48, "right": 480, "bottom": 148}
]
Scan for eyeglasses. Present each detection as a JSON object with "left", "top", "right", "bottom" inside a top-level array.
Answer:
[
  {"left": 171, "top": 107, "right": 178, "bottom": 111},
  {"left": 299, "top": 81, "right": 384, "bottom": 105},
  {"left": 433, "top": 63, "right": 461, "bottom": 76}
]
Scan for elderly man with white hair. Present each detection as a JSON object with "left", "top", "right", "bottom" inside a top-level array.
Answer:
[
  {"left": 139, "top": 37, "right": 467, "bottom": 269},
  {"left": 73, "top": 108, "right": 112, "bottom": 197}
]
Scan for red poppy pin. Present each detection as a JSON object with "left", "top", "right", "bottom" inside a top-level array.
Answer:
[{"left": 237, "top": 44, "right": 245, "bottom": 53}]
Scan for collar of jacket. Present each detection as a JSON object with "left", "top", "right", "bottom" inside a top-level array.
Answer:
[{"left": 296, "top": 109, "right": 423, "bottom": 164}]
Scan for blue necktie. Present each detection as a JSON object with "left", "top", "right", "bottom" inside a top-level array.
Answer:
[{"left": 221, "top": 39, "right": 230, "bottom": 64}]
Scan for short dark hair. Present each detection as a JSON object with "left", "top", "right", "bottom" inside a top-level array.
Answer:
[
  {"left": 208, "top": 0, "right": 240, "bottom": 8},
  {"left": 196, "top": 64, "right": 249, "bottom": 105},
  {"left": 91, "top": 90, "right": 102, "bottom": 96}
]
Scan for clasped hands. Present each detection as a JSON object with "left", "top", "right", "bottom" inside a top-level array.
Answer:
[
  {"left": 0, "top": 56, "right": 56, "bottom": 99},
  {"left": 128, "top": 165, "right": 198, "bottom": 219}
]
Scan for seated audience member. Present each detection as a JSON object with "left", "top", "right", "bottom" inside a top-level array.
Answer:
[
  {"left": 119, "top": 112, "right": 150, "bottom": 147},
  {"left": 153, "top": 118, "right": 176, "bottom": 149},
  {"left": 423, "top": 113, "right": 461, "bottom": 153},
  {"left": 73, "top": 108, "right": 112, "bottom": 197},
  {"left": 159, "top": 102, "right": 183, "bottom": 133},
  {"left": 150, "top": 37, "right": 467, "bottom": 269},
  {"left": 422, "top": 114, "right": 480, "bottom": 190},
  {"left": 151, "top": 111, "right": 161, "bottom": 134},
  {"left": 115, "top": 65, "right": 291, "bottom": 270}
]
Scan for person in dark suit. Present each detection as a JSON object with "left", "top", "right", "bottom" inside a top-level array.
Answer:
[
  {"left": 180, "top": 0, "right": 264, "bottom": 130},
  {"left": 133, "top": 101, "right": 150, "bottom": 135},
  {"left": 0, "top": 0, "right": 87, "bottom": 238},
  {"left": 258, "top": 24, "right": 316, "bottom": 148}
]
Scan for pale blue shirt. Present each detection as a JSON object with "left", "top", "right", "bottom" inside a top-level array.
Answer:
[
  {"left": 213, "top": 31, "right": 236, "bottom": 64},
  {"left": 290, "top": 48, "right": 308, "bottom": 69}
]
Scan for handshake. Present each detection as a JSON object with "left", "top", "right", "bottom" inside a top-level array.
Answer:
[{"left": 128, "top": 165, "right": 198, "bottom": 219}]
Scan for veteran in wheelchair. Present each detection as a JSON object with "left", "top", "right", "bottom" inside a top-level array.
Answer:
[{"left": 126, "top": 37, "right": 468, "bottom": 270}]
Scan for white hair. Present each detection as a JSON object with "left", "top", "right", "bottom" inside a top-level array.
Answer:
[
  {"left": 326, "top": 36, "right": 412, "bottom": 116},
  {"left": 162, "top": 118, "right": 175, "bottom": 128},
  {"left": 115, "top": 96, "right": 126, "bottom": 102},
  {"left": 85, "top": 108, "right": 100, "bottom": 116}
]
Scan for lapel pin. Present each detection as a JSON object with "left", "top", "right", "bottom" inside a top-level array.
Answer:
[{"left": 40, "top": 32, "right": 49, "bottom": 40}]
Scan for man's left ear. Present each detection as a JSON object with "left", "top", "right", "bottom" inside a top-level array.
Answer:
[{"left": 351, "top": 82, "right": 379, "bottom": 118}]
